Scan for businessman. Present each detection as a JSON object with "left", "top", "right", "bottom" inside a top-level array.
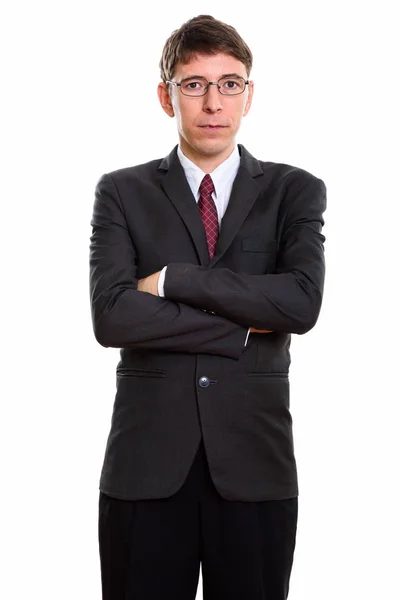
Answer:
[{"left": 89, "top": 14, "right": 327, "bottom": 600}]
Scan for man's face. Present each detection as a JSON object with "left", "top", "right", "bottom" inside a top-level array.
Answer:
[{"left": 158, "top": 52, "right": 254, "bottom": 164}]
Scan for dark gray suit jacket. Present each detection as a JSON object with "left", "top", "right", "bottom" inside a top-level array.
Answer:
[{"left": 89, "top": 144, "right": 327, "bottom": 501}]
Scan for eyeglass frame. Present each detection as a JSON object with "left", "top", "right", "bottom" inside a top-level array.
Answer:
[{"left": 165, "top": 75, "right": 250, "bottom": 97}]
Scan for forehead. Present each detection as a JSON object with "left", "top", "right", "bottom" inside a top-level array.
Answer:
[{"left": 174, "top": 52, "right": 247, "bottom": 79}]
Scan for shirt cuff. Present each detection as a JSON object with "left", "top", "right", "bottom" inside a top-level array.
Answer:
[
  {"left": 158, "top": 266, "right": 167, "bottom": 297},
  {"left": 244, "top": 328, "right": 251, "bottom": 347}
]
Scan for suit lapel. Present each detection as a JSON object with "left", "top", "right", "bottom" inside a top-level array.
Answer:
[
  {"left": 211, "top": 145, "right": 264, "bottom": 267},
  {"left": 158, "top": 144, "right": 265, "bottom": 268},
  {"left": 159, "top": 146, "right": 210, "bottom": 266}
]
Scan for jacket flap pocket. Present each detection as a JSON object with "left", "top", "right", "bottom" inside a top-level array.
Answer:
[{"left": 117, "top": 368, "right": 166, "bottom": 378}]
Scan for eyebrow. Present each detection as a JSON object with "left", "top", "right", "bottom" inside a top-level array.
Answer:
[{"left": 180, "top": 72, "right": 245, "bottom": 82}]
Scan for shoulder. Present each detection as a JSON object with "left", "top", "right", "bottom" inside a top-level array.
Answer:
[
  {"left": 94, "top": 154, "right": 167, "bottom": 200},
  {"left": 261, "top": 160, "right": 326, "bottom": 200},
  {"left": 239, "top": 144, "right": 326, "bottom": 193},
  {"left": 107, "top": 156, "right": 164, "bottom": 185}
]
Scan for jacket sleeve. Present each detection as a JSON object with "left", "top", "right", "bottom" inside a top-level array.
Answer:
[
  {"left": 163, "top": 176, "right": 327, "bottom": 335},
  {"left": 89, "top": 173, "right": 248, "bottom": 358}
]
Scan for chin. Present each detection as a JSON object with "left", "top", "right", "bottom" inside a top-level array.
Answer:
[{"left": 193, "top": 138, "right": 231, "bottom": 157}]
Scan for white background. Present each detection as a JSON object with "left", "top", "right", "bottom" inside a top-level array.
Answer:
[{"left": 1, "top": 1, "right": 399, "bottom": 598}]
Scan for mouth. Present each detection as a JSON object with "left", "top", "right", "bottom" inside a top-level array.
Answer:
[{"left": 199, "top": 125, "right": 226, "bottom": 130}]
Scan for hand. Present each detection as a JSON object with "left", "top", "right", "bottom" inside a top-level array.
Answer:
[
  {"left": 249, "top": 327, "right": 273, "bottom": 333},
  {"left": 137, "top": 271, "right": 161, "bottom": 296}
]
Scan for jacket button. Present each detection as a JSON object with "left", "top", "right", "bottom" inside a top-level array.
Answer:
[{"left": 199, "top": 376, "right": 210, "bottom": 388}]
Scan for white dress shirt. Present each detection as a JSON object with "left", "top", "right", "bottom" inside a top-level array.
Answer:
[{"left": 158, "top": 144, "right": 250, "bottom": 346}]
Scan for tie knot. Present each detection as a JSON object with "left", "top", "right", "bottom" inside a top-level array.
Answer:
[{"left": 199, "top": 174, "right": 215, "bottom": 197}]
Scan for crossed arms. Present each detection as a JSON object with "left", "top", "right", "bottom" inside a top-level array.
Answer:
[
  {"left": 89, "top": 173, "right": 326, "bottom": 360},
  {"left": 136, "top": 273, "right": 271, "bottom": 334}
]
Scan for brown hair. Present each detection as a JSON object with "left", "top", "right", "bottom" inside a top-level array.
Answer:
[{"left": 159, "top": 15, "right": 253, "bottom": 83}]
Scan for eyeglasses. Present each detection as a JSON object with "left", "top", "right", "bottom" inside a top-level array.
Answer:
[{"left": 166, "top": 75, "right": 249, "bottom": 97}]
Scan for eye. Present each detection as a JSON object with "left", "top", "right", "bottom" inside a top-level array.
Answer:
[
  {"left": 182, "top": 79, "right": 204, "bottom": 90},
  {"left": 222, "top": 79, "right": 239, "bottom": 89}
]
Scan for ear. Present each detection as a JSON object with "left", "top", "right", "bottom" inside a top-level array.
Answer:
[
  {"left": 157, "top": 82, "right": 175, "bottom": 117},
  {"left": 243, "top": 80, "right": 254, "bottom": 117}
]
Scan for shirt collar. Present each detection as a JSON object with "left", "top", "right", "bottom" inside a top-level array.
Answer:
[{"left": 177, "top": 144, "right": 240, "bottom": 199}]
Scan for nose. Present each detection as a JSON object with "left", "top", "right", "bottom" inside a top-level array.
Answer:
[{"left": 202, "top": 83, "right": 223, "bottom": 112}]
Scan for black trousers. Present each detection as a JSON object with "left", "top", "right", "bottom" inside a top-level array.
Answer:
[{"left": 98, "top": 438, "right": 298, "bottom": 600}]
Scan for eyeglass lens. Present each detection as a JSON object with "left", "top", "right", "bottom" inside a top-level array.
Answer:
[{"left": 181, "top": 76, "right": 246, "bottom": 96}]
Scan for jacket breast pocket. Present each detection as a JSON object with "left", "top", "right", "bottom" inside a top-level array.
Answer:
[{"left": 240, "top": 237, "right": 277, "bottom": 274}]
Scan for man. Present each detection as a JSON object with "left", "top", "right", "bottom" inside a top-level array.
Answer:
[{"left": 89, "top": 14, "right": 327, "bottom": 600}]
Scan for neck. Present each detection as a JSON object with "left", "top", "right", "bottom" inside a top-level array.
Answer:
[{"left": 179, "top": 138, "right": 236, "bottom": 173}]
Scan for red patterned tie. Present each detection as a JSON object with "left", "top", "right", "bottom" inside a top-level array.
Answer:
[{"left": 198, "top": 174, "right": 219, "bottom": 259}]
